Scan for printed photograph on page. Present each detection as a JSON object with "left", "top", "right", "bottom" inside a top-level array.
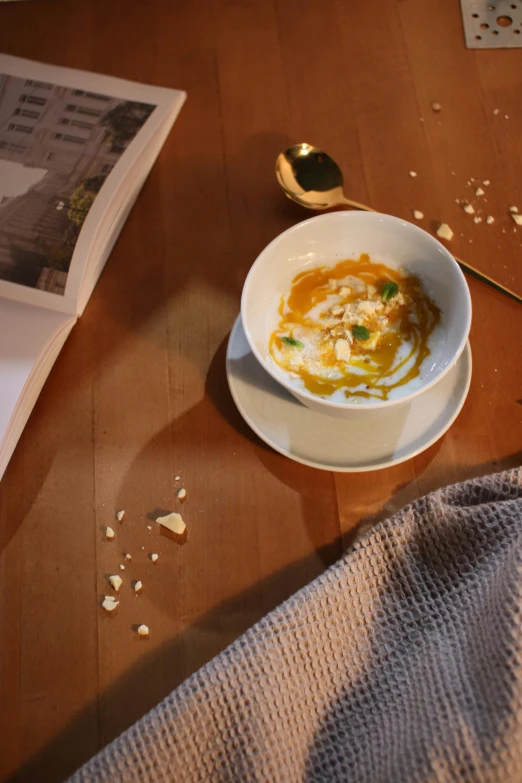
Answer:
[{"left": 0, "top": 74, "right": 156, "bottom": 295}]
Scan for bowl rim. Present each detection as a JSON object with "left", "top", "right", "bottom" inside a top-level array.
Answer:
[{"left": 241, "top": 210, "right": 472, "bottom": 411}]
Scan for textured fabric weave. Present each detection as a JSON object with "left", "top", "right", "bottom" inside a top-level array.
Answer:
[{"left": 71, "top": 468, "right": 522, "bottom": 782}]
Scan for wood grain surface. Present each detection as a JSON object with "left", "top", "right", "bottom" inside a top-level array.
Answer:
[{"left": 0, "top": 0, "right": 521, "bottom": 779}]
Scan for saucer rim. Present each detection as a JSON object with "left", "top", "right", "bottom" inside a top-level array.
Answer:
[{"left": 226, "top": 316, "right": 472, "bottom": 473}]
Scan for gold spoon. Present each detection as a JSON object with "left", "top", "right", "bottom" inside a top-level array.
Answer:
[{"left": 276, "top": 142, "right": 522, "bottom": 305}]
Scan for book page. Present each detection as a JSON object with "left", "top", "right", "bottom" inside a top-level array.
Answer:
[
  {"left": 0, "top": 299, "right": 75, "bottom": 478},
  {"left": 0, "top": 54, "right": 186, "bottom": 315}
]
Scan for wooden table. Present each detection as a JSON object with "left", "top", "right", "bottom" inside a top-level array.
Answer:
[{"left": 1, "top": 0, "right": 521, "bottom": 779}]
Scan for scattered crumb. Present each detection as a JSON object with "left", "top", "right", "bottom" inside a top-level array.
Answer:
[
  {"left": 493, "top": 108, "right": 499, "bottom": 115},
  {"left": 116, "top": 510, "right": 125, "bottom": 522},
  {"left": 119, "top": 564, "right": 125, "bottom": 571},
  {"left": 109, "top": 575, "right": 122, "bottom": 592},
  {"left": 174, "top": 476, "right": 181, "bottom": 481},
  {"left": 102, "top": 596, "right": 119, "bottom": 613},
  {"left": 125, "top": 553, "right": 132, "bottom": 562},
  {"left": 105, "top": 526, "right": 115, "bottom": 540},
  {"left": 134, "top": 580, "right": 143, "bottom": 592},
  {"left": 150, "top": 553, "right": 159, "bottom": 563},
  {"left": 486, "top": 215, "right": 495, "bottom": 225},
  {"left": 505, "top": 115, "right": 509, "bottom": 120},
  {"left": 475, "top": 187, "right": 484, "bottom": 197},
  {"left": 137, "top": 624, "right": 149, "bottom": 637},
  {"left": 408, "top": 170, "right": 417, "bottom": 177},
  {"left": 511, "top": 214, "right": 522, "bottom": 226},
  {"left": 436, "top": 223, "right": 454, "bottom": 241},
  {"left": 473, "top": 216, "right": 482, "bottom": 224},
  {"left": 141, "top": 546, "right": 145, "bottom": 550},
  {"left": 412, "top": 210, "right": 424, "bottom": 220},
  {"left": 431, "top": 102, "right": 442, "bottom": 112},
  {"left": 156, "top": 512, "right": 186, "bottom": 535},
  {"left": 177, "top": 488, "right": 187, "bottom": 500},
  {"left": 483, "top": 180, "right": 490, "bottom": 186},
  {"left": 146, "top": 525, "right": 152, "bottom": 531},
  {"left": 462, "top": 203, "right": 475, "bottom": 215},
  {"left": 509, "top": 205, "right": 518, "bottom": 213}
]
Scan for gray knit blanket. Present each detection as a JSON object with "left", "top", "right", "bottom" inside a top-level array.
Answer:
[{"left": 71, "top": 469, "right": 522, "bottom": 782}]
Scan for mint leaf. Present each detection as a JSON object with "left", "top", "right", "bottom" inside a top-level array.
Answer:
[
  {"left": 281, "top": 335, "right": 304, "bottom": 349},
  {"left": 381, "top": 281, "right": 399, "bottom": 302},
  {"left": 352, "top": 325, "right": 370, "bottom": 340}
]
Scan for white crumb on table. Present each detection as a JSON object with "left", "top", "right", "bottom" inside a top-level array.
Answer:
[
  {"left": 436, "top": 223, "right": 454, "bottom": 241},
  {"left": 150, "top": 553, "right": 159, "bottom": 563},
  {"left": 462, "top": 203, "right": 475, "bottom": 215},
  {"left": 408, "top": 170, "right": 417, "bottom": 177},
  {"left": 483, "top": 180, "right": 490, "bottom": 186},
  {"left": 431, "top": 102, "right": 441, "bottom": 112},
  {"left": 102, "top": 596, "right": 119, "bottom": 612},
  {"left": 511, "top": 214, "right": 522, "bottom": 226},
  {"left": 137, "top": 624, "right": 149, "bottom": 637},
  {"left": 116, "top": 510, "right": 125, "bottom": 522},
  {"left": 109, "top": 575, "right": 122, "bottom": 591},
  {"left": 125, "top": 553, "right": 132, "bottom": 562},
  {"left": 174, "top": 476, "right": 181, "bottom": 481},
  {"left": 475, "top": 187, "right": 484, "bottom": 197},
  {"left": 134, "top": 580, "right": 143, "bottom": 592},
  {"left": 177, "top": 488, "right": 187, "bottom": 500},
  {"left": 509, "top": 205, "right": 518, "bottom": 213},
  {"left": 105, "top": 526, "right": 115, "bottom": 540},
  {"left": 156, "top": 512, "right": 186, "bottom": 535},
  {"left": 486, "top": 216, "right": 494, "bottom": 225},
  {"left": 146, "top": 525, "right": 152, "bottom": 531},
  {"left": 493, "top": 108, "right": 499, "bottom": 115},
  {"left": 412, "top": 210, "right": 424, "bottom": 220},
  {"left": 473, "top": 216, "right": 482, "bottom": 224},
  {"left": 119, "top": 564, "right": 125, "bottom": 571},
  {"left": 505, "top": 115, "right": 509, "bottom": 120}
]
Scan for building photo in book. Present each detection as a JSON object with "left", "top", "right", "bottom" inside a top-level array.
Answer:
[{"left": 0, "top": 75, "right": 156, "bottom": 294}]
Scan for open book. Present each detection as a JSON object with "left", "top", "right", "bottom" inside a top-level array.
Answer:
[{"left": 0, "top": 54, "right": 186, "bottom": 480}]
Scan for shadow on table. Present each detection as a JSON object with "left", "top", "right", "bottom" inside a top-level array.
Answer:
[{"left": 7, "top": 535, "right": 343, "bottom": 783}]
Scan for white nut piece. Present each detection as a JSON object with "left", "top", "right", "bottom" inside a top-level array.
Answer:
[
  {"left": 512, "top": 214, "right": 522, "bottom": 226},
  {"left": 105, "top": 526, "right": 115, "bottom": 540},
  {"left": 134, "top": 580, "right": 143, "bottom": 592},
  {"left": 486, "top": 216, "right": 494, "bottom": 225},
  {"left": 509, "top": 205, "right": 518, "bottom": 213},
  {"left": 156, "top": 512, "right": 186, "bottom": 535},
  {"left": 109, "top": 575, "right": 122, "bottom": 592},
  {"left": 475, "top": 187, "right": 484, "bottom": 197},
  {"left": 102, "top": 596, "right": 119, "bottom": 612},
  {"left": 177, "top": 488, "right": 187, "bottom": 500},
  {"left": 137, "top": 624, "right": 149, "bottom": 637},
  {"left": 116, "top": 510, "right": 125, "bottom": 522},
  {"left": 150, "top": 553, "right": 159, "bottom": 563},
  {"left": 412, "top": 210, "right": 424, "bottom": 220},
  {"left": 462, "top": 203, "right": 475, "bottom": 215},
  {"left": 436, "top": 223, "right": 454, "bottom": 241}
]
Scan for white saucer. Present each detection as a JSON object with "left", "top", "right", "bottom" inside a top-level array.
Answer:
[{"left": 226, "top": 316, "right": 472, "bottom": 472}]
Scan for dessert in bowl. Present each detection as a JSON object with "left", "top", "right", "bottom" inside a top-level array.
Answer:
[{"left": 241, "top": 211, "right": 471, "bottom": 418}]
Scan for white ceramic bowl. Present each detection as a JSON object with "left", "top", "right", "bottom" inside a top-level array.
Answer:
[{"left": 241, "top": 211, "right": 471, "bottom": 417}]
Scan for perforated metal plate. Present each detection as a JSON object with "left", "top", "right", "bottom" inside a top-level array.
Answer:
[{"left": 461, "top": 0, "right": 522, "bottom": 47}]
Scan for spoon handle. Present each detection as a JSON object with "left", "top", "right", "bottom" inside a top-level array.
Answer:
[
  {"left": 339, "top": 197, "right": 522, "bottom": 304},
  {"left": 453, "top": 255, "right": 522, "bottom": 304},
  {"left": 340, "top": 196, "right": 377, "bottom": 212}
]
